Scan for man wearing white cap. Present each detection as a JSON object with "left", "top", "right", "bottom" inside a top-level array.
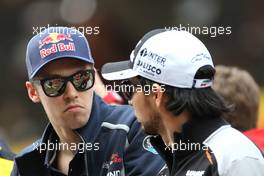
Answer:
[{"left": 101, "top": 29, "right": 264, "bottom": 176}]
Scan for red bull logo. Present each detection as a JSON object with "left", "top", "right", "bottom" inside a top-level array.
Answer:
[
  {"left": 39, "top": 33, "right": 73, "bottom": 48},
  {"left": 38, "top": 32, "right": 75, "bottom": 59},
  {"left": 110, "top": 153, "right": 122, "bottom": 164},
  {"left": 40, "top": 42, "right": 76, "bottom": 59}
]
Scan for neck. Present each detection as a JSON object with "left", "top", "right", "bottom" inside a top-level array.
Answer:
[
  {"left": 159, "top": 111, "right": 189, "bottom": 147},
  {"left": 52, "top": 125, "right": 81, "bottom": 174},
  {"left": 53, "top": 125, "right": 81, "bottom": 154}
]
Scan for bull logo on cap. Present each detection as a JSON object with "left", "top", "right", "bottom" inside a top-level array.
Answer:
[{"left": 39, "top": 33, "right": 73, "bottom": 49}]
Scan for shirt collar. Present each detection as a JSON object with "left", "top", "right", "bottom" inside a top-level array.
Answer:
[
  {"left": 176, "top": 116, "right": 228, "bottom": 144},
  {"left": 44, "top": 129, "right": 59, "bottom": 168},
  {"left": 150, "top": 117, "right": 228, "bottom": 174}
]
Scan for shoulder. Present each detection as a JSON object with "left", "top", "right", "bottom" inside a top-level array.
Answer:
[
  {"left": 0, "top": 140, "right": 15, "bottom": 160},
  {"left": 101, "top": 103, "right": 144, "bottom": 144},
  {"left": 103, "top": 104, "right": 136, "bottom": 129},
  {"left": 204, "top": 125, "right": 264, "bottom": 175},
  {"left": 15, "top": 139, "right": 41, "bottom": 158},
  {"left": 93, "top": 94, "right": 135, "bottom": 127}
]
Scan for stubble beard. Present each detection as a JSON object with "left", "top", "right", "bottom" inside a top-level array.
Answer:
[{"left": 142, "top": 112, "right": 161, "bottom": 135}]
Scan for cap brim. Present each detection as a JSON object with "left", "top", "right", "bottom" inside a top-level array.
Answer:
[
  {"left": 30, "top": 55, "right": 93, "bottom": 79},
  {"left": 101, "top": 60, "right": 138, "bottom": 80}
]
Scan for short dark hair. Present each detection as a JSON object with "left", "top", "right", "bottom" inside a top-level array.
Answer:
[{"left": 139, "top": 65, "right": 231, "bottom": 120}]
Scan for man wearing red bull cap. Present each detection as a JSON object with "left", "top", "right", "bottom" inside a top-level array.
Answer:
[{"left": 11, "top": 27, "right": 167, "bottom": 176}]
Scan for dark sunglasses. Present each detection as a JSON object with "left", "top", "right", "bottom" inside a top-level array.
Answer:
[
  {"left": 120, "top": 80, "right": 139, "bottom": 101},
  {"left": 31, "top": 69, "right": 95, "bottom": 97}
]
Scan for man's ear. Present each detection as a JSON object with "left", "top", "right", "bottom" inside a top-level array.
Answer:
[
  {"left": 25, "top": 81, "right": 41, "bottom": 103},
  {"left": 152, "top": 83, "right": 166, "bottom": 108}
]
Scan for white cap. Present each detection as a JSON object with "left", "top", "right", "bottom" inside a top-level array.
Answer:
[{"left": 101, "top": 29, "right": 214, "bottom": 88}]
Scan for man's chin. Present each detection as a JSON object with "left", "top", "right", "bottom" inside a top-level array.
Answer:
[
  {"left": 141, "top": 125, "right": 159, "bottom": 135},
  {"left": 66, "top": 116, "right": 89, "bottom": 129}
]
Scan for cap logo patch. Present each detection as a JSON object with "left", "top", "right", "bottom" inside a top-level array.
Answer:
[
  {"left": 140, "top": 48, "right": 148, "bottom": 57},
  {"left": 136, "top": 60, "right": 162, "bottom": 76},
  {"left": 191, "top": 53, "right": 211, "bottom": 63},
  {"left": 38, "top": 33, "right": 75, "bottom": 59},
  {"left": 39, "top": 33, "right": 73, "bottom": 48},
  {"left": 139, "top": 48, "right": 166, "bottom": 67}
]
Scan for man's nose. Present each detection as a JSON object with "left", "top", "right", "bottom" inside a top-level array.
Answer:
[{"left": 63, "top": 81, "right": 78, "bottom": 100}]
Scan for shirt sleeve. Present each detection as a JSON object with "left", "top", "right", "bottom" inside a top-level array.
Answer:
[
  {"left": 224, "top": 157, "right": 264, "bottom": 176},
  {"left": 123, "top": 119, "right": 168, "bottom": 176}
]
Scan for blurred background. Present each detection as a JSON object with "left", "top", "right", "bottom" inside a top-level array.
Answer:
[{"left": 0, "top": 0, "right": 264, "bottom": 152}]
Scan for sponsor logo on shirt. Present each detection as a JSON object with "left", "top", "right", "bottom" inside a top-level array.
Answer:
[
  {"left": 186, "top": 170, "right": 205, "bottom": 176},
  {"left": 142, "top": 135, "right": 158, "bottom": 154},
  {"left": 106, "top": 170, "right": 121, "bottom": 176}
]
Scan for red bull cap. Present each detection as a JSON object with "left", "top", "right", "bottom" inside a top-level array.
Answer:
[{"left": 26, "top": 26, "right": 94, "bottom": 79}]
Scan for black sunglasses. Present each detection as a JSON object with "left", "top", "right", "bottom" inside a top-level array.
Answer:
[
  {"left": 31, "top": 69, "right": 95, "bottom": 97},
  {"left": 120, "top": 80, "right": 139, "bottom": 101}
]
